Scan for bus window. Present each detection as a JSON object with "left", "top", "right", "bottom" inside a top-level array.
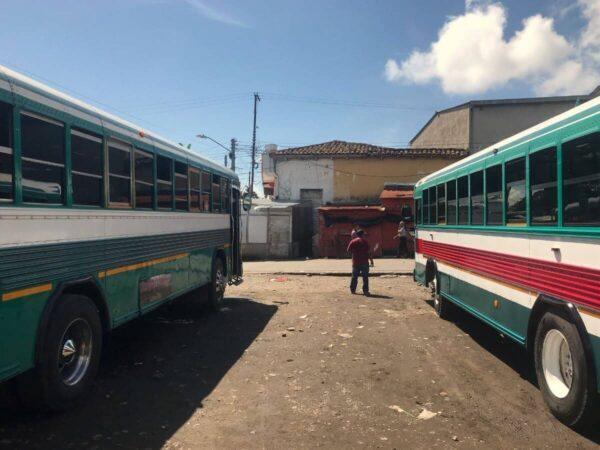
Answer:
[
  {"left": 486, "top": 165, "right": 502, "bottom": 225},
  {"left": 422, "top": 189, "right": 429, "bottom": 224},
  {"left": 201, "top": 171, "right": 212, "bottom": 212},
  {"left": 189, "top": 168, "right": 201, "bottom": 211},
  {"left": 108, "top": 140, "right": 132, "bottom": 206},
  {"left": 134, "top": 149, "right": 154, "bottom": 209},
  {"left": 458, "top": 176, "right": 469, "bottom": 224},
  {"left": 415, "top": 198, "right": 421, "bottom": 225},
  {"left": 212, "top": 175, "right": 221, "bottom": 212},
  {"left": 446, "top": 180, "right": 456, "bottom": 224},
  {"left": 175, "top": 161, "right": 188, "bottom": 211},
  {"left": 0, "top": 102, "right": 13, "bottom": 201},
  {"left": 428, "top": 186, "right": 436, "bottom": 225},
  {"left": 505, "top": 157, "right": 526, "bottom": 225},
  {"left": 470, "top": 171, "right": 484, "bottom": 225},
  {"left": 157, "top": 155, "right": 173, "bottom": 209},
  {"left": 563, "top": 132, "right": 600, "bottom": 226},
  {"left": 21, "top": 112, "right": 64, "bottom": 204},
  {"left": 72, "top": 129, "right": 102, "bottom": 206},
  {"left": 530, "top": 147, "right": 557, "bottom": 225},
  {"left": 437, "top": 183, "right": 445, "bottom": 224},
  {"left": 221, "top": 179, "right": 230, "bottom": 213}
]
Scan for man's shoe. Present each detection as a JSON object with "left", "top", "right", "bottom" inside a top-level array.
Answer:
[
  {"left": 350, "top": 290, "right": 356, "bottom": 294},
  {"left": 363, "top": 291, "right": 371, "bottom": 297}
]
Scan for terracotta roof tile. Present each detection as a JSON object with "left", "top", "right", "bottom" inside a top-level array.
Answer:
[{"left": 270, "top": 140, "right": 468, "bottom": 159}]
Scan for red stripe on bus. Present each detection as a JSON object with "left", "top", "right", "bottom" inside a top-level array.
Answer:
[{"left": 416, "top": 238, "right": 600, "bottom": 311}]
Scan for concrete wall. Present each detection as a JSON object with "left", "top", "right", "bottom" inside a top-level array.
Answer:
[
  {"left": 274, "top": 159, "right": 334, "bottom": 202},
  {"left": 332, "top": 158, "right": 456, "bottom": 202},
  {"left": 470, "top": 101, "right": 580, "bottom": 152},
  {"left": 411, "top": 107, "right": 469, "bottom": 149}
]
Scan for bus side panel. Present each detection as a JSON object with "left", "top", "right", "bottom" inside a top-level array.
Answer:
[
  {"left": 0, "top": 290, "right": 50, "bottom": 382},
  {"left": 189, "top": 247, "right": 213, "bottom": 288}
]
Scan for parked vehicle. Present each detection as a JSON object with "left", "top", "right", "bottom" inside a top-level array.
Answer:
[
  {"left": 0, "top": 65, "right": 243, "bottom": 409},
  {"left": 413, "top": 96, "right": 600, "bottom": 428}
]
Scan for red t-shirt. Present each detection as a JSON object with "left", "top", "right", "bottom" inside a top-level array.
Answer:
[{"left": 347, "top": 237, "right": 371, "bottom": 266}]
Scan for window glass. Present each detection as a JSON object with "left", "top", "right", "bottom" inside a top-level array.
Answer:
[
  {"left": 175, "top": 161, "right": 188, "bottom": 211},
  {"left": 458, "top": 176, "right": 469, "bottom": 224},
  {"left": 157, "top": 155, "right": 173, "bottom": 209},
  {"left": 530, "top": 147, "right": 557, "bottom": 225},
  {"left": 135, "top": 150, "right": 154, "bottom": 209},
  {"left": 21, "top": 112, "right": 64, "bottom": 204},
  {"left": 563, "top": 132, "right": 600, "bottom": 226},
  {"left": 108, "top": 141, "right": 131, "bottom": 205},
  {"left": 221, "top": 179, "right": 230, "bottom": 213},
  {"left": 0, "top": 102, "right": 13, "bottom": 200},
  {"left": 422, "top": 189, "right": 429, "bottom": 224},
  {"left": 437, "top": 183, "right": 445, "bottom": 224},
  {"left": 415, "top": 198, "right": 421, "bottom": 225},
  {"left": 401, "top": 204, "right": 412, "bottom": 221},
  {"left": 486, "top": 165, "right": 502, "bottom": 225},
  {"left": 505, "top": 157, "right": 526, "bottom": 225},
  {"left": 202, "top": 171, "right": 212, "bottom": 212},
  {"left": 212, "top": 175, "right": 221, "bottom": 212},
  {"left": 71, "top": 130, "right": 102, "bottom": 206},
  {"left": 189, "top": 168, "right": 201, "bottom": 211},
  {"left": 428, "top": 187, "right": 436, "bottom": 225},
  {"left": 446, "top": 180, "right": 456, "bottom": 225},
  {"left": 470, "top": 171, "right": 484, "bottom": 225}
]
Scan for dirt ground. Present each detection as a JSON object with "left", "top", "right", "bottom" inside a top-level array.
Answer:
[{"left": 0, "top": 274, "right": 598, "bottom": 449}]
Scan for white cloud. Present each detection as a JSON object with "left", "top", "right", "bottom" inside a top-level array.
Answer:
[
  {"left": 385, "top": 1, "right": 600, "bottom": 95},
  {"left": 182, "top": 0, "right": 248, "bottom": 28}
]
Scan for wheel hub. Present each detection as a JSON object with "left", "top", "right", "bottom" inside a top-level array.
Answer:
[
  {"left": 58, "top": 318, "right": 93, "bottom": 386},
  {"left": 542, "top": 329, "right": 573, "bottom": 399}
]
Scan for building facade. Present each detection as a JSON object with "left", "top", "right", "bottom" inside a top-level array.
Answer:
[{"left": 410, "top": 90, "right": 597, "bottom": 154}]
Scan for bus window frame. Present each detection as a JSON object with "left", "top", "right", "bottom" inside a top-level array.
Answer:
[{"left": 133, "top": 148, "right": 154, "bottom": 210}]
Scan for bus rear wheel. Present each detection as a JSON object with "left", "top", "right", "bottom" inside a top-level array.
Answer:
[
  {"left": 534, "top": 310, "right": 598, "bottom": 428},
  {"left": 19, "top": 295, "right": 102, "bottom": 411},
  {"left": 207, "top": 257, "right": 226, "bottom": 311},
  {"left": 431, "top": 274, "right": 451, "bottom": 320}
]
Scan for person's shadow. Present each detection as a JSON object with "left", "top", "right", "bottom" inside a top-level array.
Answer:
[
  {"left": 0, "top": 293, "right": 277, "bottom": 449},
  {"left": 364, "top": 293, "right": 393, "bottom": 299}
]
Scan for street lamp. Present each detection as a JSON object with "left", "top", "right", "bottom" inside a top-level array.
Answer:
[{"left": 197, "top": 134, "right": 236, "bottom": 171}]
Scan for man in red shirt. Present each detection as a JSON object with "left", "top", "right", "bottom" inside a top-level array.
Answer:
[{"left": 346, "top": 229, "right": 374, "bottom": 295}]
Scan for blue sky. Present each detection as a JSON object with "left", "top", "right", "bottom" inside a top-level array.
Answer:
[{"left": 0, "top": 0, "right": 597, "bottom": 190}]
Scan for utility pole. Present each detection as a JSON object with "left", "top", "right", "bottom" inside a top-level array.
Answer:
[
  {"left": 229, "top": 138, "right": 237, "bottom": 172},
  {"left": 224, "top": 155, "right": 228, "bottom": 167},
  {"left": 250, "top": 92, "right": 261, "bottom": 198}
]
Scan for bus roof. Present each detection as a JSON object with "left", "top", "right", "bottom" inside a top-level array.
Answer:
[
  {"left": 0, "top": 64, "right": 238, "bottom": 181},
  {"left": 416, "top": 95, "right": 600, "bottom": 188}
]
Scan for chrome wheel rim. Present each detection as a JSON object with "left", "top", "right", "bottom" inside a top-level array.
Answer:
[
  {"left": 58, "top": 318, "right": 93, "bottom": 386},
  {"left": 542, "top": 329, "right": 573, "bottom": 399},
  {"left": 431, "top": 278, "right": 439, "bottom": 309},
  {"left": 215, "top": 266, "right": 225, "bottom": 299}
]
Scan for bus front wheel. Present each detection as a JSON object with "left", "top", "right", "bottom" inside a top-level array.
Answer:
[
  {"left": 534, "top": 310, "right": 598, "bottom": 428},
  {"left": 19, "top": 295, "right": 102, "bottom": 411}
]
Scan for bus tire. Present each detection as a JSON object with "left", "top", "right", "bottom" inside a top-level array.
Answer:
[
  {"left": 207, "top": 256, "right": 226, "bottom": 311},
  {"left": 431, "top": 273, "right": 451, "bottom": 320},
  {"left": 20, "top": 295, "right": 102, "bottom": 411},
  {"left": 534, "top": 310, "right": 598, "bottom": 428}
]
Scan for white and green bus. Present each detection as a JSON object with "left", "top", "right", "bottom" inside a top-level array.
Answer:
[
  {"left": 414, "top": 96, "right": 600, "bottom": 428},
  {"left": 0, "top": 65, "right": 243, "bottom": 409}
]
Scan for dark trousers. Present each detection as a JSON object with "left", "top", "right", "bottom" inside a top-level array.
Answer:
[
  {"left": 350, "top": 264, "right": 369, "bottom": 293},
  {"left": 397, "top": 237, "right": 408, "bottom": 258}
]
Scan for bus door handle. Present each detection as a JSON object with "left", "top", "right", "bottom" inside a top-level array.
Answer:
[
  {"left": 429, "top": 233, "right": 434, "bottom": 240},
  {"left": 551, "top": 247, "right": 560, "bottom": 253}
]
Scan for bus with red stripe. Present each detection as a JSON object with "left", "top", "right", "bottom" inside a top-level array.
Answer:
[{"left": 413, "top": 95, "right": 600, "bottom": 428}]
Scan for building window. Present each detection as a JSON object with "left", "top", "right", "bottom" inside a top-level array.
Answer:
[
  {"left": 135, "top": 150, "right": 154, "bottom": 209},
  {"left": 202, "top": 171, "right": 212, "bottom": 212},
  {"left": 108, "top": 140, "right": 132, "bottom": 206},
  {"left": 457, "top": 176, "right": 469, "bottom": 225},
  {"left": 505, "top": 157, "right": 526, "bottom": 225},
  {"left": 175, "top": 161, "right": 188, "bottom": 211},
  {"left": 530, "top": 147, "right": 557, "bottom": 225},
  {"left": 470, "top": 171, "right": 484, "bottom": 225},
  {"left": 157, "top": 155, "right": 173, "bottom": 209},
  {"left": 21, "top": 112, "right": 64, "bottom": 204},
  {"left": 563, "top": 132, "right": 600, "bottom": 226},
  {"left": 71, "top": 129, "right": 103, "bottom": 206},
  {"left": 486, "top": 165, "right": 502, "bottom": 225},
  {"left": 189, "top": 168, "right": 201, "bottom": 211},
  {"left": 0, "top": 102, "right": 13, "bottom": 201},
  {"left": 437, "top": 183, "right": 445, "bottom": 224},
  {"left": 446, "top": 180, "right": 456, "bottom": 225}
]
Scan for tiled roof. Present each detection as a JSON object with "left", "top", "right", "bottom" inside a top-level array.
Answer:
[{"left": 270, "top": 141, "right": 467, "bottom": 159}]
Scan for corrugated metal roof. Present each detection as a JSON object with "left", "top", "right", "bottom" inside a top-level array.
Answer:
[{"left": 271, "top": 141, "right": 467, "bottom": 159}]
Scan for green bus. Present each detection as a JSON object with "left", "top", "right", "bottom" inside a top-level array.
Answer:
[
  {"left": 413, "top": 95, "right": 600, "bottom": 427},
  {"left": 0, "top": 65, "right": 243, "bottom": 409}
]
